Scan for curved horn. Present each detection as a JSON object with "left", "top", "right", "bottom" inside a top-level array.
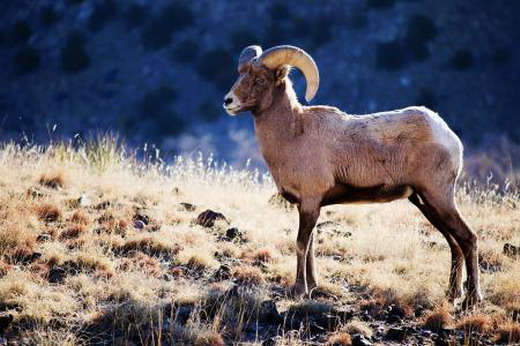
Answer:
[
  {"left": 239, "top": 45, "right": 262, "bottom": 69},
  {"left": 257, "top": 45, "right": 319, "bottom": 102}
]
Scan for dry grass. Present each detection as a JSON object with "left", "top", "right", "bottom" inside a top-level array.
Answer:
[{"left": 0, "top": 140, "right": 518, "bottom": 344}]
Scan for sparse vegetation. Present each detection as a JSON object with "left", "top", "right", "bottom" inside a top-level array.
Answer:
[{"left": 0, "top": 139, "right": 518, "bottom": 344}]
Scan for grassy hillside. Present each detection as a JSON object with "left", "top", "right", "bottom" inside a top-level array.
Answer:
[{"left": 0, "top": 138, "right": 519, "bottom": 345}]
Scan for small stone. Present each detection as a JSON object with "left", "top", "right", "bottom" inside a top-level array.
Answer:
[
  {"left": 133, "top": 213, "right": 150, "bottom": 225},
  {"left": 351, "top": 334, "right": 373, "bottom": 346},
  {"left": 503, "top": 243, "right": 520, "bottom": 258},
  {"left": 214, "top": 264, "right": 231, "bottom": 281},
  {"left": 225, "top": 227, "right": 240, "bottom": 240},
  {"left": 36, "top": 234, "right": 52, "bottom": 242},
  {"left": 180, "top": 202, "right": 196, "bottom": 212},
  {"left": 134, "top": 220, "right": 146, "bottom": 229},
  {"left": 386, "top": 327, "right": 408, "bottom": 342},
  {"left": 78, "top": 194, "right": 90, "bottom": 207},
  {"left": 0, "top": 313, "right": 13, "bottom": 333},
  {"left": 48, "top": 267, "right": 66, "bottom": 283},
  {"left": 196, "top": 210, "right": 228, "bottom": 228}
]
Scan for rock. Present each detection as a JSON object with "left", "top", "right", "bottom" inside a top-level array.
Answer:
[
  {"left": 0, "top": 313, "right": 13, "bottom": 333},
  {"left": 259, "top": 300, "right": 283, "bottom": 325},
  {"left": 225, "top": 227, "right": 241, "bottom": 240},
  {"left": 385, "top": 327, "right": 409, "bottom": 342},
  {"left": 386, "top": 304, "right": 406, "bottom": 323},
  {"left": 16, "top": 251, "right": 42, "bottom": 264},
  {"left": 180, "top": 202, "right": 196, "bottom": 212},
  {"left": 133, "top": 220, "right": 146, "bottom": 229},
  {"left": 48, "top": 267, "right": 66, "bottom": 283},
  {"left": 36, "top": 233, "right": 52, "bottom": 242},
  {"left": 95, "top": 200, "right": 111, "bottom": 210},
  {"left": 351, "top": 334, "right": 373, "bottom": 346},
  {"left": 78, "top": 194, "right": 90, "bottom": 207},
  {"left": 214, "top": 264, "right": 231, "bottom": 281},
  {"left": 196, "top": 210, "right": 228, "bottom": 228},
  {"left": 503, "top": 243, "right": 520, "bottom": 259},
  {"left": 133, "top": 213, "right": 150, "bottom": 225}
]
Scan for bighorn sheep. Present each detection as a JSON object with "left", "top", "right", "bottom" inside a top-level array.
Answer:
[{"left": 223, "top": 45, "right": 482, "bottom": 307}]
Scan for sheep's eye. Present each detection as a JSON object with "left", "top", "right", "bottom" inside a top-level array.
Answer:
[{"left": 254, "top": 78, "right": 265, "bottom": 85}]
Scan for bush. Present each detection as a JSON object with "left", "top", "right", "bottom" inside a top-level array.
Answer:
[
  {"left": 61, "top": 30, "right": 90, "bottom": 73},
  {"left": 40, "top": 5, "right": 59, "bottom": 27},
  {"left": 451, "top": 49, "right": 474, "bottom": 70},
  {"left": 376, "top": 40, "right": 406, "bottom": 70},
  {"left": 140, "top": 86, "right": 177, "bottom": 118},
  {"left": 12, "top": 47, "right": 40, "bottom": 75},
  {"left": 141, "top": 3, "right": 194, "bottom": 51},
  {"left": 415, "top": 88, "right": 437, "bottom": 109},
  {"left": 196, "top": 48, "right": 235, "bottom": 90},
  {"left": 230, "top": 27, "right": 258, "bottom": 52},
  {"left": 88, "top": 0, "right": 117, "bottom": 32},
  {"left": 171, "top": 39, "right": 200, "bottom": 64},
  {"left": 9, "top": 20, "right": 31, "bottom": 45},
  {"left": 123, "top": 3, "right": 148, "bottom": 28},
  {"left": 367, "top": 0, "right": 395, "bottom": 9},
  {"left": 405, "top": 14, "right": 438, "bottom": 45}
]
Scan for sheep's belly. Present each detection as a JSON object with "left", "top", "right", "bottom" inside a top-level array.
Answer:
[{"left": 321, "top": 183, "right": 413, "bottom": 206}]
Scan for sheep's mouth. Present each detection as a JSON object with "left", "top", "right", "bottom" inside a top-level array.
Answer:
[{"left": 224, "top": 105, "right": 242, "bottom": 116}]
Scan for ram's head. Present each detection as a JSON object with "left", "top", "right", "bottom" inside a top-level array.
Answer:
[{"left": 223, "top": 45, "right": 319, "bottom": 115}]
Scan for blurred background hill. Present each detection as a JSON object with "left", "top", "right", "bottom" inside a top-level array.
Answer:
[{"left": 0, "top": 0, "right": 519, "bottom": 172}]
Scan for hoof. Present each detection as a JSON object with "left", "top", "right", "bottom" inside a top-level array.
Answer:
[
  {"left": 461, "top": 291, "right": 483, "bottom": 310},
  {"left": 446, "top": 287, "right": 464, "bottom": 302}
]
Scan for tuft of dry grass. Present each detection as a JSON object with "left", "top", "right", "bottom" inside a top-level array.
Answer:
[
  {"left": 35, "top": 203, "right": 62, "bottom": 223},
  {"left": 38, "top": 171, "right": 65, "bottom": 189},
  {"left": 422, "top": 303, "right": 452, "bottom": 331},
  {"left": 456, "top": 313, "right": 490, "bottom": 334},
  {"left": 232, "top": 264, "right": 265, "bottom": 285},
  {"left": 494, "top": 322, "right": 520, "bottom": 344},
  {"left": 342, "top": 319, "right": 373, "bottom": 339},
  {"left": 327, "top": 332, "right": 352, "bottom": 346}
]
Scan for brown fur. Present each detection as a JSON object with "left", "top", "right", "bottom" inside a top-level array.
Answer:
[{"left": 224, "top": 52, "right": 482, "bottom": 307}]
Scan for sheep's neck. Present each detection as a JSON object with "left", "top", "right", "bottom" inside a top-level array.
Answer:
[{"left": 252, "top": 80, "right": 302, "bottom": 168}]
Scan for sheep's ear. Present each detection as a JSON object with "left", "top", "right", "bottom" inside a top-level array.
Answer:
[{"left": 275, "top": 65, "right": 291, "bottom": 85}]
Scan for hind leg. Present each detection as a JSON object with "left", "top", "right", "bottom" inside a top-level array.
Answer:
[
  {"left": 418, "top": 188, "right": 482, "bottom": 307},
  {"left": 409, "top": 193, "right": 464, "bottom": 301}
]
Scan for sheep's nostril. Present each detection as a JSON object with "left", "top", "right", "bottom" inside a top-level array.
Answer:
[{"left": 224, "top": 97, "right": 233, "bottom": 106}]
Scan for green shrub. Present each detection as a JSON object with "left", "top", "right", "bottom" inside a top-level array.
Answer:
[
  {"left": 451, "top": 49, "right": 474, "bottom": 70},
  {"left": 61, "top": 30, "right": 90, "bottom": 73},
  {"left": 140, "top": 86, "right": 178, "bottom": 118},
  {"left": 415, "top": 88, "right": 437, "bottom": 109},
  {"left": 376, "top": 40, "right": 405, "bottom": 70},
  {"left": 40, "top": 5, "right": 59, "bottom": 27},
  {"left": 141, "top": 3, "right": 194, "bottom": 51},
  {"left": 230, "top": 27, "right": 258, "bottom": 52},
  {"left": 367, "top": 0, "right": 395, "bottom": 9},
  {"left": 9, "top": 20, "right": 31, "bottom": 45},
  {"left": 123, "top": 3, "right": 148, "bottom": 28},
  {"left": 88, "top": 0, "right": 117, "bottom": 32},
  {"left": 12, "top": 46, "right": 41, "bottom": 75},
  {"left": 196, "top": 48, "right": 234, "bottom": 90},
  {"left": 405, "top": 14, "right": 438, "bottom": 45},
  {"left": 171, "top": 39, "right": 200, "bottom": 64}
]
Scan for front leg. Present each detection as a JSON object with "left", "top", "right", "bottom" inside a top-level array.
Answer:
[{"left": 292, "top": 199, "right": 321, "bottom": 297}]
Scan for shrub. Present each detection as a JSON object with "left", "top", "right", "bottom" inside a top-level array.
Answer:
[
  {"left": 123, "top": 3, "right": 148, "bottom": 28},
  {"left": 140, "top": 86, "right": 177, "bottom": 118},
  {"left": 196, "top": 48, "right": 234, "bottom": 90},
  {"left": 9, "top": 20, "right": 31, "bottom": 45},
  {"left": 376, "top": 40, "right": 406, "bottom": 71},
  {"left": 367, "top": 0, "right": 395, "bottom": 9},
  {"left": 230, "top": 27, "right": 258, "bottom": 52},
  {"left": 38, "top": 172, "right": 65, "bottom": 189},
  {"left": 415, "top": 88, "right": 437, "bottom": 108},
  {"left": 40, "top": 5, "right": 59, "bottom": 27},
  {"left": 422, "top": 304, "right": 451, "bottom": 332},
  {"left": 171, "top": 39, "right": 200, "bottom": 64},
  {"left": 88, "top": 0, "right": 117, "bottom": 32},
  {"left": 405, "top": 14, "right": 438, "bottom": 45},
  {"left": 36, "top": 204, "right": 62, "bottom": 223},
  {"left": 61, "top": 30, "right": 90, "bottom": 73},
  {"left": 451, "top": 49, "right": 474, "bottom": 70},
  {"left": 12, "top": 47, "right": 41, "bottom": 75},
  {"left": 141, "top": 3, "right": 194, "bottom": 51}
]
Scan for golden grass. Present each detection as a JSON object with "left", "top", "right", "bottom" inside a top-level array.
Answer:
[{"left": 0, "top": 141, "right": 518, "bottom": 344}]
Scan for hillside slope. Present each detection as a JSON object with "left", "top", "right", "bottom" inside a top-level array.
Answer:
[{"left": 0, "top": 139, "right": 519, "bottom": 345}]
